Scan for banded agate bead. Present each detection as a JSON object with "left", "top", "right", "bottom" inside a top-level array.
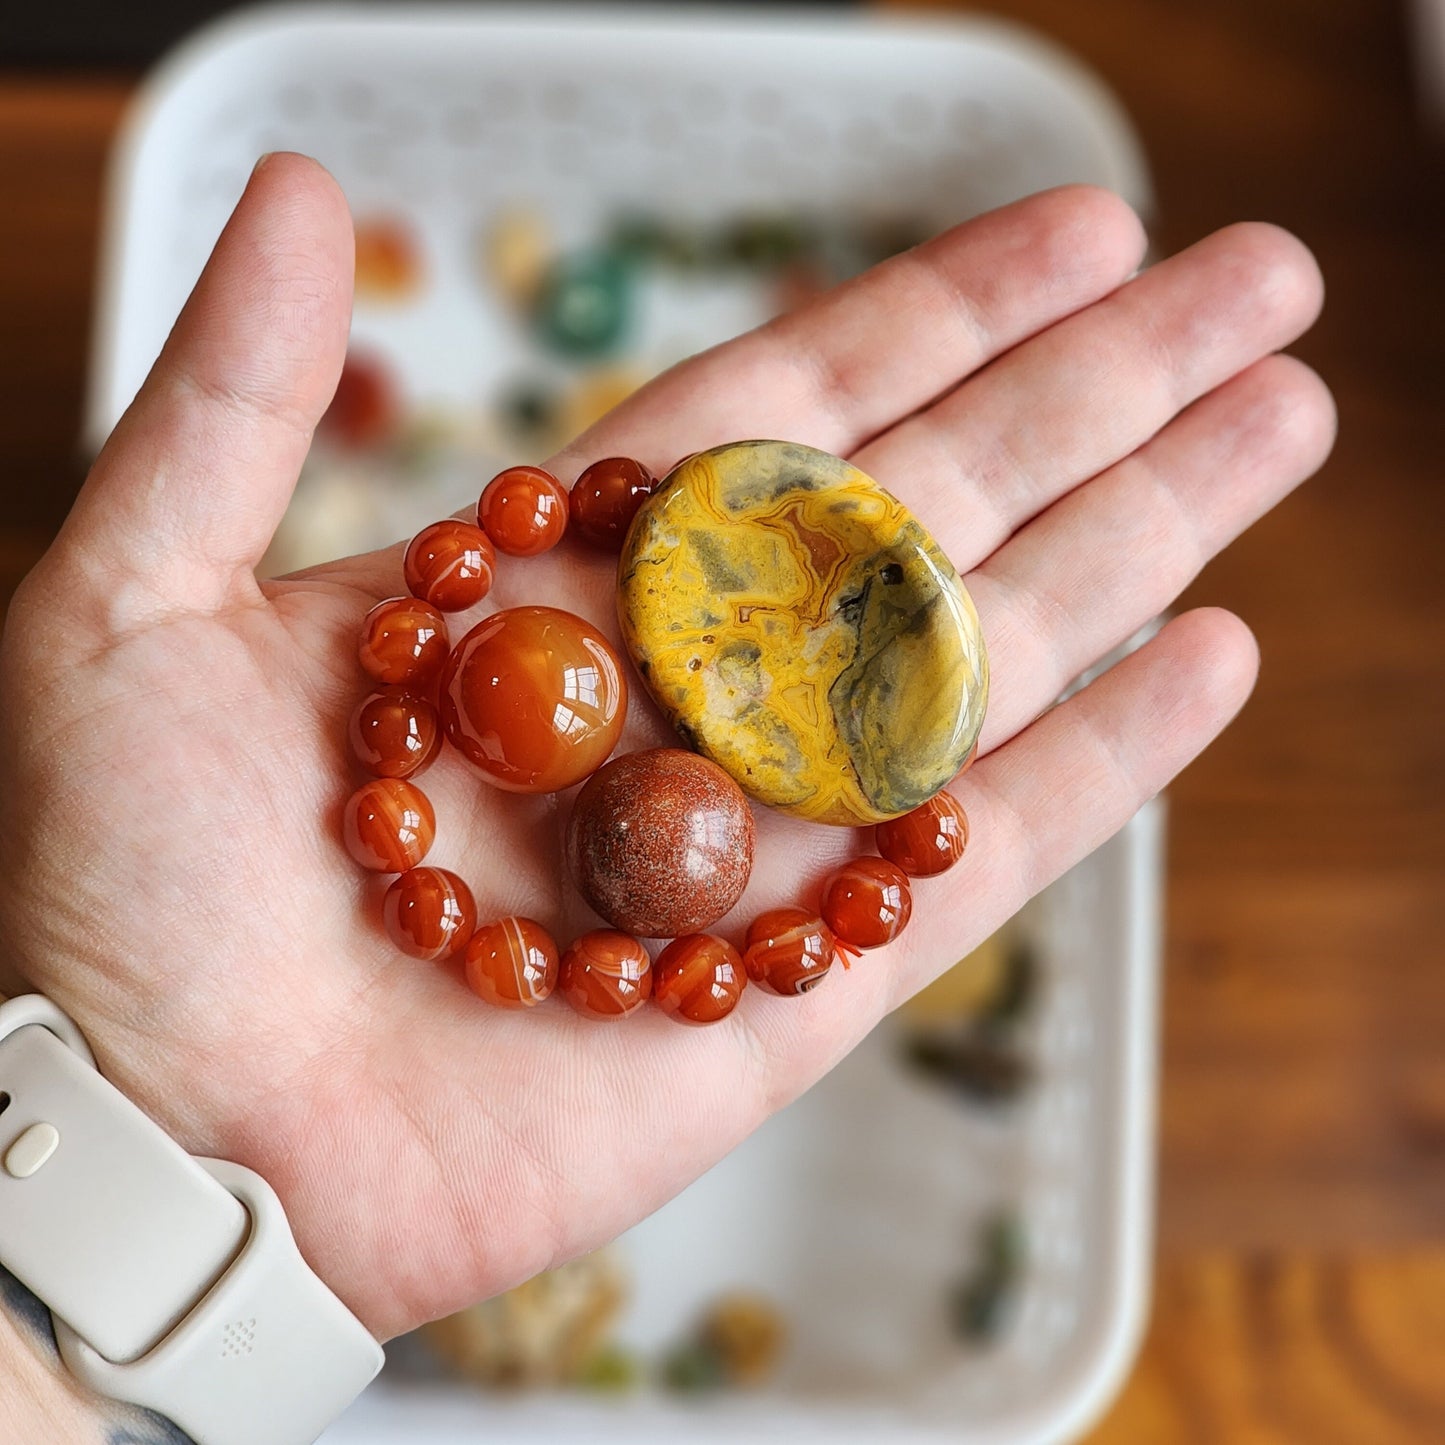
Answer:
[
  {"left": 742, "top": 909, "right": 837, "bottom": 996},
  {"left": 875, "top": 792, "right": 969, "bottom": 878},
  {"left": 654, "top": 934, "right": 746, "bottom": 1025},
  {"left": 559, "top": 930, "right": 652, "bottom": 1019},
  {"left": 478, "top": 465, "right": 569, "bottom": 556},
  {"left": 359, "top": 597, "right": 449, "bottom": 690},
  {"left": 383, "top": 868, "right": 476, "bottom": 961},
  {"left": 821, "top": 857, "right": 913, "bottom": 949},
  {"left": 465, "top": 917, "right": 559, "bottom": 1009},
  {"left": 342, "top": 778, "right": 435, "bottom": 873},
  {"left": 348, "top": 689, "right": 441, "bottom": 779},
  {"left": 404, "top": 520, "right": 496, "bottom": 612},
  {"left": 569, "top": 457, "right": 655, "bottom": 550}
]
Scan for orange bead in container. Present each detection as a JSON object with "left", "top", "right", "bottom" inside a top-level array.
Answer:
[
  {"left": 404, "top": 520, "right": 496, "bottom": 612},
  {"left": 654, "top": 934, "right": 747, "bottom": 1024},
  {"left": 742, "top": 909, "right": 838, "bottom": 996},
  {"left": 383, "top": 867, "right": 476, "bottom": 960},
  {"left": 342, "top": 778, "right": 435, "bottom": 872},
  {"left": 465, "top": 917, "right": 560, "bottom": 1009},
  {"left": 478, "top": 465, "right": 569, "bottom": 556},
  {"left": 359, "top": 597, "right": 449, "bottom": 689},
  {"left": 349, "top": 689, "right": 441, "bottom": 779},
  {"left": 559, "top": 930, "right": 652, "bottom": 1019},
  {"left": 875, "top": 792, "right": 969, "bottom": 877},
  {"left": 821, "top": 856, "right": 913, "bottom": 949},
  {"left": 440, "top": 605, "right": 627, "bottom": 793},
  {"left": 569, "top": 456, "right": 655, "bottom": 550}
]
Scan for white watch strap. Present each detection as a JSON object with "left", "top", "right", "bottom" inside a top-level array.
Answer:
[{"left": 0, "top": 996, "right": 384, "bottom": 1443}]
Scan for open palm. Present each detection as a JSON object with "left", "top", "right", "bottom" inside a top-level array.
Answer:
[{"left": 0, "top": 156, "right": 1331, "bottom": 1341}]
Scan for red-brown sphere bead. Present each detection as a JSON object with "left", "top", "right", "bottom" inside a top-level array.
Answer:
[
  {"left": 359, "top": 596, "right": 449, "bottom": 689},
  {"left": 348, "top": 689, "right": 441, "bottom": 779},
  {"left": 654, "top": 934, "right": 747, "bottom": 1025},
  {"left": 465, "top": 917, "right": 559, "bottom": 1009},
  {"left": 559, "top": 930, "right": 653, "bottom": 1019},
  {"left": 404, "top": 519, "right": 496, "bottom": 612},
  {"left": 821, "top": 856, "right": 913, "bottom": 950},
  {"left": 342, "top": 778, "right": 435, "bottom": 872},
  {"left": 440, "top": 605, "right": 627, "bottom": 792},
  {"left": 569, "top": 457, "right": 655, "bottom": 550},
  {"left": 874, "top": 792, "right": 970, "bottom": 878},
  {"left": 742, "top": 909, "right": 838, "bottom": 996},
  {"left": 477, "top": 464, "right": 569, "bottom": 556},
  {"left": 383, "top": 867, "right": 476, "bottom": 961},
  {"left": 564, "top": 749, "right": 754, "bottom": 937},
  {"left": 318, "top": 351, "right": 401, "bottom": 450}
]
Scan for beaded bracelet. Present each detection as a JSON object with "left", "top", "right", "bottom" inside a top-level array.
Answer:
[{"left": 340, "top": 441, "right": 988, "bottom": 1025}]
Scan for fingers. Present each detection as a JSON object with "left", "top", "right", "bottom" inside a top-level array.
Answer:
[
  {"left": 548, "top": 185, "right": 1145, "bottom": 479},
  {"left": 967, "top": 353, "right": 1336, "bottom": 751},
  {"left": 861, "top": 222, "right": 1325, "bottom": 568},
  {"left": 54, "top": 153, "right": 353, "bottom": 622}
]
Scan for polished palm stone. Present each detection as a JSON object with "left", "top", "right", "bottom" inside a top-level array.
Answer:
[{"left": 617, "top": 441, "right": 988, "bottom": 826}]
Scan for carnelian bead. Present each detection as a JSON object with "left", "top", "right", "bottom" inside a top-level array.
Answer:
[
  {"left": 383, "top": 867, "right": 476, "bottom": 961},
  {"left": 342, "top": 778, "right": 435, "bottom": 872},
  {"left": 821, "top": 856, "right": 913, "bottom": 949},
  {"left": 569, "top": 457, "right": 655, "bottom": 550},
  {"left": 404, "top": 520, "right": 496, "bottom": 612},
  {"left": 875, "top": 793, "right": 969, "bottom": 878},
  {"left": 742, "top": 909, "right": 837, "bottom": 996},
  {"left": 654, "top": 934, "right": 747, "bottom": 1024},
  {"left": 348, "top": 689, "right": 441, "bottom": 779},
  {"left": 465, "top": 917, "right": 559, "bottom": 1009},
  {"left": 440, "top": 606, "right": 627, "bottom": 792},
  {"left": 559, "top": 930, "right": 652, "bottom": 1019},
  {"left": 319, "top": 351, "right": 401, "bottom": 449},
  {"left": 359, "top": 597, "right": 449, "bottom": 689},
  {"left": 477, "top": 465, "right": 569, "bottom": 556}
]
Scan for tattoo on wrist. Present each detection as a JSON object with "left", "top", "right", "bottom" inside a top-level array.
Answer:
[{"left": 4, "top": 1264, "right": 194, "bottom": 1444}]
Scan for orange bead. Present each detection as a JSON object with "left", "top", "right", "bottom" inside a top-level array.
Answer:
[
  {"left": 342, "top": 778, "right": 435, "bottom": 872},
  {"left": 383, "top": 867, "right": 476, "bottom": 961},
  {"left": 559, "top": 930, "right": 652, "bottom": 1019},
  {"left": 440, "top": 606, "right": 627, "bottom": 792},
  {"left": 654, "top": 934, "right": 746, "bottom": 1024},
  {"left": 348, "top": 689, "right": 441, "bottom": 779},
  {"left": 465, "top": 917, "right": 559, "bottom": 1009},
  {"left": 742, "top": 908, "right": 837, "bottom": 996},
  {"left": 353, "top": 215, "right": 423, "bottom": 300},
  {"left": 569, "top": 457, "right": 655, "bottom": 550},
  {"left": 404, "top": 520, "right": 496, "bottom": 612},
  {"left": 359, "top": 597, "right": 449, "bottom": 689},
  {"left": 875, "top": 792, "right": 969, "bottom": 877},
  {"left": 478, "top": 465, "right": 569, "bottom": 556},
  {"left": 821, "top": 856, "right": 912, "bottom": 949}
]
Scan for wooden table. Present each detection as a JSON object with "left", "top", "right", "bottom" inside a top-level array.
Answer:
[{"left": 2, "top": 1, "right": 1443, "bottom": 1436}]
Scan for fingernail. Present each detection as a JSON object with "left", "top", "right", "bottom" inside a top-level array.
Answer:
[{"left": 252, "top": 151, "right": 276, "bottom": 174}]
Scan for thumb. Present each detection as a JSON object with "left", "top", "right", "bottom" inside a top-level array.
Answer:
[{"left": 52, "top": 151, "right": 353, "bottom": 621}]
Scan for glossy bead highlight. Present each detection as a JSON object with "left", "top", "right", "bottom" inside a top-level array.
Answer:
[
  {"left": 383, "top": 867, "right": 476, "bottom": 960},
  {"left": 478, "top": 465, "right": 569, "bottom": 556},
  {"left": 654, "top": 934, "right": 747, "bottom": 1024},
  {"left": 342, "top": 778, "right": 436, "bottom": 873},
  {"left": 821, "top": 856, "right": 913, "bottom": 949},
  {"left": 875, "top": 792, "right": 969, "bottom": 877},
  {"left": 569, "top": 456, "right": 655, "bottom": 550},
  {"left": 404, "top": 519, "right": 496, "bottom": 612},
  {"left": 348, "top": 689, "right": 441, "bottom": 779},
  {"left": 465, "top": 917, "right": 559, "bottom": 1009},
  {"left": 559, "top": 930, "right": 653, "bottom": 1019},
  {"left": 359, "top": 596, "right": 450, "bottom": 689},
  {"left": 742, "top": 909, "right": 837, "bottom": 996}
]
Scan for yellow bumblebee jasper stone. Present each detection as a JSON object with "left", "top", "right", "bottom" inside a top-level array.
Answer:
[{"left": 617, "top": 440, "right": 988, "bottom": 825}]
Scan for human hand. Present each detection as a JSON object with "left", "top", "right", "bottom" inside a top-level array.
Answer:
[{"left": 0, "top": 154, "right": 1332, "bottom": 1341}]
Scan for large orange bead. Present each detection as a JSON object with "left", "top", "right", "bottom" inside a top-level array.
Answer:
[
  {"left": 465, "top": 917, "right": 559, "bottom": 1009},
  {"left": 439, "top": 606, "right": 627, "bottom": 792},
  {"left": 559, "top": 930, "right": 652, "bottom": 1019},
  {"left": 478, "top": 465, "right": 569, "bottom": 556},
  {"left": 654, "top": 934, "right": 746, "bottom": 1024},
  {"left": 404, "top": 520, "right": 496, "bottom": 612},
  {"left": 742, "top": 909, "right": 837, "bottom": 996},
  {"left": 821, "top": 856, "right": 913, "bottom": 949},
  {"left": 359, "top": 597, "right": 449, "bottom": 689},
  {"left": 349, "top": 689, "right": 442, "bottom": 779},
  {"left": 383, "top": 867, "right": 476, "bottom": 960},
  {"left": 342, "top": 778, "right": 435, "bottom": 872},
  {"left": 875, "top": 792, "right": 969, "bottom": 877},
  {"left": 569, "top": 457, "right": 655, "bottom": 550}
]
